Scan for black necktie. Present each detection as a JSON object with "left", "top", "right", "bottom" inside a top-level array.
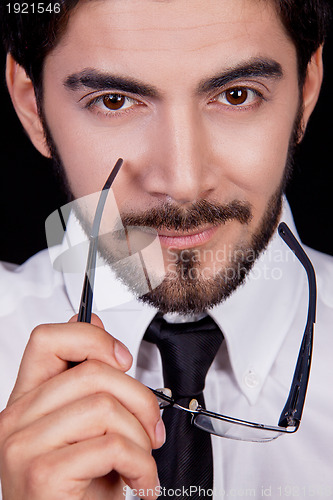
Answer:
[{"left": 144, "top": 314, "right": 223, "bottom": 499}]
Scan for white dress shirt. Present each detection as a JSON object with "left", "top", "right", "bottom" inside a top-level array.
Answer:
[{"left": 1, "top": 198, "right": 333, "bottom": 499}]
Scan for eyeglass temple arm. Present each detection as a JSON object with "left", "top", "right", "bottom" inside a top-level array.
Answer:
[
  {"left": 77, "top": 158, "right": 123, "bottom": 323},
  {"left": 277, "top": 222, "right": 317, "bottom": 428}
]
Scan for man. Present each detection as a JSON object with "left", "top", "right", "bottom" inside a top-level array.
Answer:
[{"left": 0, "top": 0, "right": 332, "bottom": 499}]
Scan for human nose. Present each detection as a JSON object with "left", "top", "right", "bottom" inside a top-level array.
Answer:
[{"left": 143, "top": 104, "right": 216, "bottom": 204}]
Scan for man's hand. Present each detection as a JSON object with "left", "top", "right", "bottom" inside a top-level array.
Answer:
[{"left": 0, "top": 316, "right": 164, "bottom": 500}]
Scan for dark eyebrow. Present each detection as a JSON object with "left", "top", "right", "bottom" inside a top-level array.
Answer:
[
  {"left": 64, "top": 68, "right": 159, "bottom": 98},
  {"left": 64, "top": 58, "right": 282, "bottom": 98},
  {"left": 198, "top": 58, "right": 283, "bottom": 93}
]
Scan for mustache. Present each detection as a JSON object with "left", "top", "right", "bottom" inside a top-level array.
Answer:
[{"left": 119, "top": 199, "right": 252, "bottom": 232}]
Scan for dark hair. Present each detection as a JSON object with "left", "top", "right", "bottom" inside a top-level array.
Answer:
[
  {"left": 1, "top": 0, "right": 332, "bottom": 97},
  {"left": 0, "top": 0, "right": 80, "bottom": 102}
]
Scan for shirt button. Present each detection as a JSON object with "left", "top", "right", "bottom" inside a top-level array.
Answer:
[{"left": 244, "top": 370, "right": 259, "bottom": 388}]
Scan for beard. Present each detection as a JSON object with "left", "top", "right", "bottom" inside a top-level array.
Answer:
[
  {"left": 40, "top": 104, "right": 301, "bottom": 315},
  {"left": 105, "top": 189, "right": 283, "bottom": 315}
]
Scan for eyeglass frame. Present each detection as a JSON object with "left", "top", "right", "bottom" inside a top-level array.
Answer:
[{"left": 76, "top": 161, "right": 317, "bottom": 441}]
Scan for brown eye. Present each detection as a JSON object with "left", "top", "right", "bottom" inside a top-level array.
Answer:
[
  {"left": 102, "top": 94, "right": 126, "bottom": 110},
  {"left": 225, "top": 88, "right": 248, "bottom": 105}
]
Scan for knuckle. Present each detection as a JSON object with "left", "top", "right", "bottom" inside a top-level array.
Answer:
[
  {"left": 104, "top": 432, "right": 124, "bottom": 451},
  {"left": 132, "top": 446, "right": 158, "bottom": 482},
  {"left": 145, "top": 453, "right": 158, "bottom": 478},
  {"left": 102, "top": 433, "right": 157, "bottom": 485},
  {"left": 90, "top": 392, "right": 117, "bottom": 415},
  {"left": 138, "top": 429, "right": 152, "bottom": 452},
  {"left": 142, "top": 388, "right": 160, "bottom": 419},
  {"left": 2, "top": 432, "right": 24, "bottom": 470},
  {"left": 106, "top": 432, "right": 152, "bottom": 465},
  {"left": 0, "top": 408, "right": 14, "bottom": 444},
  {"left": 103, "top": 433, "right": 129, "bottom": 462},
  {"left": 78, "top": 358, "right": 104, "bottom": 378},
  {"left": 25, "top": 455, "right": 50, "bottom": 493},
  {"left": 29, "top": 324, "right": 54, "bottom": 351}
]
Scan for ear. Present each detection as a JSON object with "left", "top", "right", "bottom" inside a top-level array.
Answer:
[
  {"left": 301, "top": 46, "right": 324, "bottom": 133},
  {"left": 5, "top": 53, "right": 51, "bottom": 158}
]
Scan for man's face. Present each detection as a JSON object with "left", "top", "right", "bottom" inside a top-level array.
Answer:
[{"left": 41, "top": 0, "right": 301, "bottom": 314}]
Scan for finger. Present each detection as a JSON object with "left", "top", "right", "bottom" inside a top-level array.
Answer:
[
  {"left": 6, "top": 392, "right": 153, "bottom": 462},
  {"left": 24, "top": 434, "right": 159, "bottom": 500},
  {"left": 6, "top": 360, "right": 164, "bottom": 450},
  {"left": 9, "top": 320, "right": 133, "bottom": 403}
]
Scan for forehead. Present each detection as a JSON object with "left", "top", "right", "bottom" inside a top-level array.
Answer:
[
  {"left": 61, "top": 0, "right": 285, "bottom": 48},
  {"left": 47, "top": 0, "right": 296, "bottom": 86}
]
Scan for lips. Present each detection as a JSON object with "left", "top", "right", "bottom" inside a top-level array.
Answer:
[{"left": 157, "top": 225, "right": 219, "bottom": 249}]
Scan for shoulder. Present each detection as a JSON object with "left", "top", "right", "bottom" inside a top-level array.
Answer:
[
  {"left": 0, "top": 248, "right": 69, "bottom": 320},
  {"left": 0, "top": 249, "right": 72, "bottom": 408},
  {"left": 0, "top": 249, "right": 61, "bottom": 303}
]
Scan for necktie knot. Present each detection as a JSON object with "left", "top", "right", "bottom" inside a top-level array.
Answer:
[{"left": 144, "top": 314, "right": 223, "bottom": 399}]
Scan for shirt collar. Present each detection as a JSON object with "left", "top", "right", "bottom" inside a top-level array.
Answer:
[{"left": 58, "top": 197, "right": 306, "bottom": 402}]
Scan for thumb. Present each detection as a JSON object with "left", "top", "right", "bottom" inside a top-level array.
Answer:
[{"left": 68, "top": 313, "right": 105, "bottom": 329}]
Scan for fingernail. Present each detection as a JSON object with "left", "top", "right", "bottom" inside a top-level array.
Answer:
[
  {"left": 155, "top": 418, "right": 166, "bottom": 447},
  {"left": 114, "top": 341, "right": 132, "bottom": 368}
]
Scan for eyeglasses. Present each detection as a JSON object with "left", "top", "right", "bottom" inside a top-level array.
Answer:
[
  {"left": 77, "top": 158, "right": 123, "bottom": 323},
  {"left": 77, "top": 163, "right": 317, "bottom": 443}
]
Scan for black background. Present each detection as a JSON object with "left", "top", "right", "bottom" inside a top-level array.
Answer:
[{"left": 0, "top": 27, "right": 332, "bottom": 265}]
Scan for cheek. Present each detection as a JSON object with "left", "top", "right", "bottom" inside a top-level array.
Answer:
[{"left": 208, "top": 109, "right": 297, "bottom": 198}]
